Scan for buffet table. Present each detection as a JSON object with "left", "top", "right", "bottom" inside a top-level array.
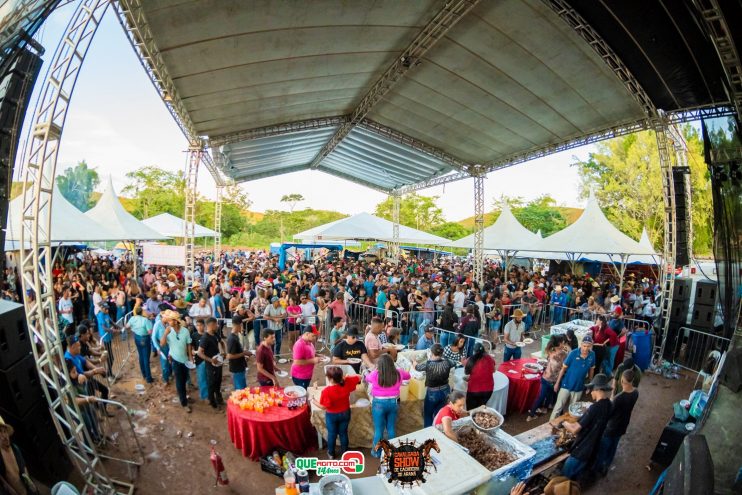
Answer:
[
  {"left": 227, "top": 387, "right": 317, "bottom": 460},
  {"left": 498, "top": 358, "right": 542, "bottom": 414},
  {"left": 452, "top": 368, "right": 509, "bottom": 415},
  {"left": 513, "top": 413, "right": 575, "bottom": 477}
]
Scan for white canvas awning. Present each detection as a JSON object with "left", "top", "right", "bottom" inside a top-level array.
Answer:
[
  {"left": 5, "top": 187, "right": 127, "bottom": 242},
  {"left": 451, "top": 204, "right": 539, "bottom": 251},
  {"left": 294, "top": 212, "right": 450, "bottom": 245},
  {"left": 85, "top": 177, "right": 169, "bottom": 241},
  {"left": 141, "top": 212, "right": 218, "bottom": 238}
]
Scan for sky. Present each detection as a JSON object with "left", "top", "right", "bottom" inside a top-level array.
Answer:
[{"left": 18, "top": 4, "right": 597, "bottom": 223}]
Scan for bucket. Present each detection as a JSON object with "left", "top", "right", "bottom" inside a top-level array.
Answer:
[{"left": 631, "top": 331, "right": 653, "bottom": 370}]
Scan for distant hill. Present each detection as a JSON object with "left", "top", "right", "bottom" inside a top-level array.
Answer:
[{"left": 456, "top": 206, "right": 583, "bottom": 231}]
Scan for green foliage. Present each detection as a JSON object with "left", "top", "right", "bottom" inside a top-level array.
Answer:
[
  {"left": 573, "top": 127, "right": 713, "bottom": 255},
  {"left": 430, "top": 222, "right": 469, "bottom": 240},
  {"left": 56, "top": 160, "right": 100, "bottom": 211},
  {"left": 280, "top": 193, "right": 305, "bottom": 212},
  {"left": 515, "top": 195, "right": 567, "bottom": 236},
  {"left": 227, "top": 208, "right": 347, "bottom": 247},
  {"left": 375, "top": 193, "right": 444, "bottom": 231}
]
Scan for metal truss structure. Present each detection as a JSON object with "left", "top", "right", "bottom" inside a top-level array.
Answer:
[
  {"left": 472, "top": 170, "right": 485, "bottom": 287},
  {"left": 695, "top": 0, "right": 742, "bottom": 121},
  {"left": 209, "top": 116, "right": 349, "bottom": 148},
  {"left": 184, "top": 142, "right": 202, "bottom": 286},
  {"left": 307, "top": 0, "right": 481, "bottom": 170},
  {"left": 390, "top": 192, "right": 401, "bottom": 259},
  {"left": 214, "top": 183, "right": 223, "bottom": 263},
  {"left": 18, "top": 0, "right": 131, "bottom": 492}
]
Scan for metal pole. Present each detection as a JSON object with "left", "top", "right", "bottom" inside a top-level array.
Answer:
[
  {"left": 391, "top": 191, "right": 400, "bottom": 259},
  {"left": 473, "top": 171, "right": 485, "bottom": 287},
  {"left": 184, "top": 141, "right": 202, "bottom": 286},
  {"left": 17, "top": 0, "right": 130, "bottom": 492},
  {"left": 214, "top": 183, "right": 223, "bottom": 265}
]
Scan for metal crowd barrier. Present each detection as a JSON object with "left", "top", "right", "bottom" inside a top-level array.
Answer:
[
  {"left": 431, "top": 327, "right": 493, "bottom": 354},
  {"left": 347, "top": 301, "right": 389, "bottom": 329},
  {"left": 668, "top": 327, "right": 731, "bottom": 375},
  {"left": 106, "top": 311, "right": 135, "bottom": 385}
]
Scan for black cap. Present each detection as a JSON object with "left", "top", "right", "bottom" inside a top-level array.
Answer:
[
  {"left": 346, "top": 326, "right": 360, "bottom": 337},
  {"left": 231, "top": 315, "right": 243, "bottom": 326},
  {"left": 585, "top": 373, "right": 612, "bottom": 391}
]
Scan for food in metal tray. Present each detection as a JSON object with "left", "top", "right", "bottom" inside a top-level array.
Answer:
[
  {"left": 472, "top": 411, "right": 501, "bottom": 430},
  {"left": 554, "top": 428, "right": 575, "bottom": 449},
  {"left": 457, "top": 428, "right": 516, "bottom": 471}
]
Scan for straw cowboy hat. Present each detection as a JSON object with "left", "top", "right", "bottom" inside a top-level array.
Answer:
[
  {"left": 513, "top": 308, "right": 525, "bottom": 318},
  {"left": 554, "top": 285, "right": 562, "bottom": 291},
  {"left": 544, "top": 476, "right": 581, "bottom": 495},
  {"left": 161, "top": 310, "right": 184, "bottom": 324},
  {"left": 592, "top": 281, "right": 600, "bottom": 288},
  {"left": 610, "top": 295, "right": 620, "bottom": 303}
]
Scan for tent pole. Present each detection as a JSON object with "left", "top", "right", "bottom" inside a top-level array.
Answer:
[
  {"left": 391, "top": 191, "right": 401, "bottom": 260},
  {"left": 473, "top": 173, "right": 485, "bottom": 287},
  {"left": 617, "top": 255, "right": 628, "bottom": 299}
]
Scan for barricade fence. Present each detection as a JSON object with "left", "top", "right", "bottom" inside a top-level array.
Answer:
[
  {"left": 668, "top": 327, "right": 731, "bottom": 375},
  {"left": 106, "top": 311, "right": 135, "bottom": 385},
  {"left": 431, "top": 327, "right": 493, "bottom": 355}
]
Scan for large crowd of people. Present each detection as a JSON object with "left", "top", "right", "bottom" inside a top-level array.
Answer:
[{"left": 0, "top": 246, "right": 659, "bottom": 492}]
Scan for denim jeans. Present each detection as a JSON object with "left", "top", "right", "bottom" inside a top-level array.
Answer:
[
  {"left": 292, "top": 377, "right": 311, "bottom": 389},
  {"left": 489, "top": 319, "right": 501, "bottom": 333},
  {"left": 371, "top": 399, "right": 399, "bottom": 457},
  {"left": 253, "top": 320, "right": 266, "bottom": 348},
  {"left": 159, "top": 352, "right": 172, "bottom": 383},
  {"left": 593, "top": 435, "right": 621, "bottom": 475},
  {"left": 273, "top": 326, "right": 283, "bottom": 356},
  {"left": 562, "top": 455, "right": 587, "bottom": 480},
  {"left": 439, "top": 331, "right": 451, "bottom": 348},
  {"left": 423, "top": 386, "right": 449, "bottom": 428},
  {"left": 528, "top": 377, "right": 555, "bottom": 416},
  {"left": 465, "top": 337, "right": 477, "bottom": 358},
  {"left": 524, "top": 313, "right": 533, "bottom": 331},
  {"left": 232, "top": 371, "right": 247, "bottom": 391},
  {"left": 171, "top": 360, "right": 189, "bottom": 407},
  {"left": 133, "top": 335, "right": 153, "bottom": 382},
  {"left": 504, "top": 346, "right": 522, "bottom": 362},
  {"left": 604, "top": 345, "right": 619, "bottom": 376},
  {"left": 196, "top": 361, "right": 209, "bottom": 400},
  {"left": 325, "top": 409, "right": 351, "bottom": 457}
]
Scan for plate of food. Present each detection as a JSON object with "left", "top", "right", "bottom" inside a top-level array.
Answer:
[
  {"left": 516, "top": 342, "right": 526, "bottom": 347},
  {"left": 394, "top": 344, "right": 406, "bottom": 351},
  {"left": 353, "top": 398, "right": 370, "bottom": 408},
  {"left": 569, "top": 401, "right": 592, "bottom": 418},
  {"left": 382, "top": 343, "right": 395, "bottom": 349},
  {"left": 523, "top": 362, "right": 541, "bottom": 373},
  {"left": 184, "top": 360, "right": 196, "bottom": 369},
  {"left": 275, "top": 370, "right": 288, "bottom": 378},
  {"left": 470, "top": 406, "right": 504, "bottom": 432},
  {"left": 283, "top": 385, "right": 307, "bottom": 398},
  {"left": 278, "top": 358, "right": 289, "bottom": 364},
  {"left": 537, "top": 359, "right": 548, "bottom": 367},
  {"left": 346, "top": 357, "right": 362, "bottom": 364},
  {"left": 523, "top": 338, "right": 534, "bottom": 345},
  {"left": 319, "top": 355, "right": 331, "bottom": 363}
]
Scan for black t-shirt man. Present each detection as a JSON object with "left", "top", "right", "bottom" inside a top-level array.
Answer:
[
  {"left": 570, "top": 398, "right": 612, "bottom": 461},
  {"left": 332, "top": 339, "right": 368, "bottom": 373},
  {"left": 199, "top": 332, "right": 220, "bottom": 360},
  {"left": 226, "top": 333, "right": 247, "bottom": 373},
  {"left": 604, "top": 389, "right": 639, "bottom": 438},
  {"left": 191, "top": 328, "right": 204, "bottom": 365}
]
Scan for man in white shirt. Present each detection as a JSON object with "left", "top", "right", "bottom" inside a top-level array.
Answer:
[
  {"left": 299, "top": 294, "right": 316, "bottom": 332},
  {"left": 189, "top": 297, "right": 213, "bottom": 319},
  {"left": 453, "top": 285, "right": 466, "bottom": 317},
  {"left": 58, "top": 288, "right": 74, "bottom": 325}
]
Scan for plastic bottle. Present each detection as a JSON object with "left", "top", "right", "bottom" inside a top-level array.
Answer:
[{"left": 283, "top": 469, "right": 298, "bottom": 495}]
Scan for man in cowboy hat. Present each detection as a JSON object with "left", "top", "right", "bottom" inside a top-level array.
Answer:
[
  {"left": 503, "top": 308, "right": 526, "bottom": 362},
  {"left": 560, "top": 373, "right": 613, "bottom": 480},
  {"left": 160, "top": 310, "right": 193, "bottom": 413}
]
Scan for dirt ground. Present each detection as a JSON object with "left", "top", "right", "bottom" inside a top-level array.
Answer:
[{"left": 95, "top": 338, "right": 694, "bottom": 495}]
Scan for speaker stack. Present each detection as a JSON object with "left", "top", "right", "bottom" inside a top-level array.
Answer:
[
  {"left": 0, "top": 300, "right": 72, "bottom": 483},
  {"left": 691, "top": 280, "right": 718, "bottom": 329},
  {"left": 663, "top": 278, "right": 692, "bottom": 360},
  {"left": 672, "top": 167, "right": 692, "bottom": 267}
]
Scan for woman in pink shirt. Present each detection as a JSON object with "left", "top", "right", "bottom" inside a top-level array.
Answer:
[
  {"left": 286, "top": 296, "right": 302, "bottom": 349},
  {"left": 364, "top": 354, "right": 411, "bottom": 458},
  {"left": 290, "top": 329, "right": 320, "bottom": 389}
]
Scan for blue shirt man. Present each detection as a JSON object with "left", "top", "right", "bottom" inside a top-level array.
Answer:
[
  {"left": 309, "top": 282, "right": 320, "bottom": 302},
  {"left": 415, "top": 328, "right": 436, "bottom": 350},
  {"left": 96, "top": 307, "right": 114, "bottom": 344},
  {"left": 561, "top": 346, "right": 596, "bottom": 392},
  {"left": 363, "top": 279, "right": 375, "bottom": 297}
]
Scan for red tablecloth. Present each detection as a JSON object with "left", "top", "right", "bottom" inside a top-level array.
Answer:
[
  {"left": 226, "top": 387, "right": 317, "bottom": 461},
  {"left": 498, "top": 358, "right": 542, "bottom": 415}
]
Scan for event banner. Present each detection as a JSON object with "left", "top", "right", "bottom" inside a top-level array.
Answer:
[{"left": 142, "top": 244, "right": 186, "bottom": 266}]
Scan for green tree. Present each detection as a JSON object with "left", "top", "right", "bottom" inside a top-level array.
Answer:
[
  {"left": 375, "top": 193, "right": 444, "bottom": 231},
  {"left": 516, "top": 195, "right": 567, "bottom": 236},
  {"left": 430, "top": 222, "right": 469, "bottom": 240},
  {"left": 491, "top": 194, "right": 524, "bottom": 211},
  {"left": 574, "top": 127, "right": 713, "bottom": 255},
  {"left": 56, "top": 160, "right": 100, "bottom": 211},
  {"left": 280, "top": 193, "right": 304, "bottom": 212},
  {"left": 122, "top": 166, "right": 186, "bottom": 218}
]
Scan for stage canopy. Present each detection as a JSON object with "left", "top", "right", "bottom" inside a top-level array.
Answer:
[
  {"left": 119, "top": 0, "right": 735, "bottom": 193},
  {"left": 6, "top": 187, "right": 126, "bottom": 242},
  {"left": 85, "top": 177, "right": 169, "bottom": 241},
  {"left": 141, "top": 212, "right": 219, "bottom": 238},
  {"left": 294, "top": 212, "right": 450, "bottom": 245}
]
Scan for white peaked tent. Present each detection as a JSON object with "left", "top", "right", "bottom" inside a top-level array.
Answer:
[
  {"left": 85, "top": 177, "right": 168, "bottom": 241},
  {"left": 451, "top": 204, "right": 540, "bottom": 272},
  {"left": 142, "top": 212, "right": 218, "bottom": 238},
  {"left": 293, "top": 212, "right": 451, "bottom": 245},
  {"left": 6, "top": 187, "right": 126, "bottom": 242}
]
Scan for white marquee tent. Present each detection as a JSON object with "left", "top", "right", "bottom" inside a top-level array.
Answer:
[
  {"left": 85, "top": 177, "right": 168, "bottom": 241},
  {"left": 6, "top": 187, "right": 126, "bottom": 242},
  {"left": 142, "top": 212, "right": 218, "bottom": 238},
  {"left": 294, "top": 212, "right": 450, "bottom": 245}
]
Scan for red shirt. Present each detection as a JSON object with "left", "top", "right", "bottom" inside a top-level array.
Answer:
[
  {"left": 591, "top": 325, "right": 619, "bottom": 347},
  {"left": 319, "top": 375, "right": 361, "bottom": 413},
  {"left": 434, "top": 404, "right": 460, "bottom": 426},
  {"left": 533, "top": 288, "right": 546, "bottom": 303},
  {"left": 466, "top": 354, "right": 496, "bottom": 393},
  {"left": 256, "top": 343, "right": 275, "bottom": 382}
]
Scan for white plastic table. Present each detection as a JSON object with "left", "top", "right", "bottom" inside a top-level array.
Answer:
[{"left": 452, "top": 369, "right": 509, "bottom": 416}]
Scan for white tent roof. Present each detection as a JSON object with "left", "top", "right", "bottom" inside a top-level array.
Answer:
[
  {"left": 521, "top": 191, "right": 657, "bottom": 258},
  {"left": 141, "top": 212, "right": 218, "bottom": 238},
  {"left": 293, "top": 212, "right": 450, "bottom": 245},
  {"left": 6, "top": 187, "right": 127, "bottom": 242},
  {"left": 85, "top": 177, "right": 169, "bottom": 241},
  {"left": 450, "top": 204, "right": 539, "bottom": 251}
]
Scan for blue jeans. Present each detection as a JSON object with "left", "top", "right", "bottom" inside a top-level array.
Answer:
[
  {"left": 528, "top": 377, "right": 555, "bottom": 416},
  {"left": 465, "top": 336, "right": 477, "bottom": 357},
  {"left": 371, "top": 399, "right": 399, "bottom": 457},
  {"left": 292, "top": 377, "right": 311, "bottom": 389},
  {"left": 134, "top": 335, "right": 153, "bottom": 382},
  {"left": 273, "top": 326, "right": 283, "bottom": 356},
  {"left": 171, "top": 360, "right": 188, "bottom": 407},
  {"left": 159, "top": 352, "right": 172, "bottom": 383},
  {"left": 562, "top": 456, "right": 587, "bottom": 480},
  {"left": 604, "top": 345, "right": 619, "bottom": 376},
  {"left": 196, "top": 361, "right": 209, "bottom": 400},
  {"left": 504, "top": 346, "right": 522, "bottom": 362},
  {"left": 253, "top": 319, "right": 266, "bottom": 348},
  {"left": 232, "top": 371, "right": 247, "bottom": 391},
  {"left": 489, "top": 319, "right": 501, "bottom": 333},
  {"left": 325, "top": 409, "right": 351, "bottom": 457},
  {"left": 593, "top": 435, "right": 621, "bottom": 475},
  {"left": 423, "top": 386, "right": 449, "bottom": 428},
  {"left": 525, "top": 313, "right": 533, "bottom": 331}
]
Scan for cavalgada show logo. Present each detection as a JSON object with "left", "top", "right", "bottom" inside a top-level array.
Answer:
[
  {"left": 296, "top": 451, "right": 365, "bottom": 476},
  {"left": 377, "top": 438, "right": 439, "bottom": 487}
]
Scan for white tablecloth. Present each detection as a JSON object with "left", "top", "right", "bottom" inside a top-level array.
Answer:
[{"left": 452, "top": 369, "right": 509, "bottom": 416}]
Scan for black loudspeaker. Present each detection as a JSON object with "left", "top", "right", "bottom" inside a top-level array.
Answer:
[
  {"left": 670, "top": 299, "right": 690, "bottom": 324},
  {"left": 694, "top": 281, "right": 718, "bottom": 306},
  {"left": 663, "top": 323, "right": 682, "bottom": 361},
  {"left": 0, "top": 299, "right": 32, "bottom": 368},
  {"left": 651, "top": 416, "right": 695, "bottom": 465},
  {"left": 673, "top": 278, "right": 692, "bottom": 301},
  {"left": 0, "top": 354, "right": 44, "bottom": 417},
  {"left": 691, "top": 305, "right": 716, "bottom": 330},
  {"left": 664, "top": 435, "right": 714, "bottom": 495},
  {"left": 720, "top": 347, "right": 742, "bottom": 393},
  {"left": 672, "top": 167, "right": 691, "bottom": 267},
  {"left": 0, "top": 401, "right": 73, "bottom": 484}
]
